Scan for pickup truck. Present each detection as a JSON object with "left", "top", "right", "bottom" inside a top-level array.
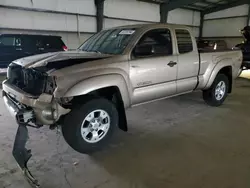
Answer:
[{"left": 2, "top": 24, "right": 242, "bottom": 186}]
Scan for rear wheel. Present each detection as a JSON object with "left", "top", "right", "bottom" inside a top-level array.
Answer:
[
  {"left": 62, "top": 97, "right": 118, "bottom": 154},
  {"left": 203, "top": 74, "right": 229, "bottom": 107}
]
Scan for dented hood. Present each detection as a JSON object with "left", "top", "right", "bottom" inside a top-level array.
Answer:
[{"left": 12, "top": 50, "right": 113, "bottom": 70}]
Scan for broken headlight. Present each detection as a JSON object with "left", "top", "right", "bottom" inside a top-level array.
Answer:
[{"left": 7, "top": 63, "right": 57, "bottom": 96}]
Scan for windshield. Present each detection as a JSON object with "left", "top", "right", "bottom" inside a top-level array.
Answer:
[{"left": 79, "top": 28, "right": 137, "bottom": 54}]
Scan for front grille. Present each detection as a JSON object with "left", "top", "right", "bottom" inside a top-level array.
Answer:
[{"left": 7, "top": 63, "right": 48, "bottom": 96}]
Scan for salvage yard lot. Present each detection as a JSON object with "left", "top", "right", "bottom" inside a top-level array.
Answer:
[{"left": 0, "top": 74, "right": 250, "bottom": 188}]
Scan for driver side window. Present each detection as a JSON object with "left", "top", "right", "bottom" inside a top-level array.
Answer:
[{"left": 133, "top": 28, "right": 173, "bottom": 58}]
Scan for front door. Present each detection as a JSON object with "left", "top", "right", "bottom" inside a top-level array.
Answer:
[{"left": 129, "top": 28, "right": 178, "bottom": 105}]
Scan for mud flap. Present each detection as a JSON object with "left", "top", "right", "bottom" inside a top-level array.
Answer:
[{"left": 12, "top": 124, "right": 40, "bottom": 188}]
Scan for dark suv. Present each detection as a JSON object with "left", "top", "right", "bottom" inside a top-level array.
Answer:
[{"left": 0, "top": 34, "right": 67, "bottom": 71}]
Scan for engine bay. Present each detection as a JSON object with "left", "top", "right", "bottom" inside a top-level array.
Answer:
[{"left": 7, "top": 63, "right": 56, "bottom": 96}]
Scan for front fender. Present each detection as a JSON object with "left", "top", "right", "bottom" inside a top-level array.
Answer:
[
  {"left": 204, "top": 59, "right": 232, "bottom": 90},
  {"left": 64, "top": 74, "right": 131, "bottom": 108}
]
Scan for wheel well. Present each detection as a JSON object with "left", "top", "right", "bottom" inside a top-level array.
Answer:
[
  {"left": 91, "top": 86, "right": 121, "bottom": 101},
  {"left": 218, "top": 66, "right": 232, "bottom": 93},
  {"left": 72, "top": 86, "right": 128, "bottom": 132}
]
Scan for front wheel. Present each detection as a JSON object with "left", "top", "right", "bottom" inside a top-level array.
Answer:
[
  {"left": 62, "top": 97, "right": 118, "bottom": 154},
  {"left": 203, "top": 74, "right": 229, "bottom": 107}
]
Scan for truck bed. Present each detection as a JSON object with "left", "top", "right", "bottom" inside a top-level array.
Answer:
[
  {"left": 197, "top": 49, "right": 243, "bottom": 90},
  {"left": 199, "top": 49, "right": 242, "bottom": 76}
]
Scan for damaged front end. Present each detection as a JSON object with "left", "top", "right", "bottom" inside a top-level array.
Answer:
[
  {"left": 2, "top": 63, "right": 70, "bottom": 187},
  {"left": 3, "top": 92, "right": 41, "bottom": 187},
  {"left": 5, "top": 63, "right": 70, "bottom": 124},
  {"left": 7, "top": 63, "right": 56, "bottom": 97}
]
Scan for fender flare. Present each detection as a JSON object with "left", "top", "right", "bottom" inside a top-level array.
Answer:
[
  {"left": 64, "top": 74, "right": 131, "bottom": 108},
  {"left": 204, "top": 59, "right": 232, "bottom": 90}
]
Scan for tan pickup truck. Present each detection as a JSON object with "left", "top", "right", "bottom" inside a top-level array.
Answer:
[{"left": 2, "top": 24, "right": 242, "bottom": 155}]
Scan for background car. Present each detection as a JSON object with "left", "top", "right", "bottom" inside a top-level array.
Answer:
[{"left": 0, "top": 34, "right": 67, "bottom": 72}]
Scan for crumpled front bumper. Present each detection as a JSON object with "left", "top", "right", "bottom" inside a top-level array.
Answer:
[
  {"left": 2, "top": 80, "right": 70, "bottom": 187},
  {"left": 2, "top": 86, "right": 41, "bottom": 187},
  {"left": 2, "top": 80, "right": 70, "bottom": 125},
  {"left": 3, "top": 92, "right": 36, "bottom": 125},
  {"left": 3, "top": 93, "right": 20, "bottom": 119}
]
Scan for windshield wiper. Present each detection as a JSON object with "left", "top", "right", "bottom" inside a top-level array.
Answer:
[
  {"left": 92, "top": 50, "right": 102, "bottom": 54},
  {"left": 82, "top": 49, "right": 102, "bottom": 54}
]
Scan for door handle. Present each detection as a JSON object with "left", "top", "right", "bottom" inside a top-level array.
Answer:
[{"left": 167, "top": 61, "right": 177, "bottom": 67}]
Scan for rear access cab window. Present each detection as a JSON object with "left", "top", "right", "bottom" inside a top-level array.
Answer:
[{"left": 175, "top": 29, "right": 193, "bottom": 54}]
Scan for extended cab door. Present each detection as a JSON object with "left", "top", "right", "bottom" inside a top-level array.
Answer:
[
  {"left": 129, "top": 28, "right": 178, "bottom": 105},
  {"left": 175, "top": 29, "right": 199, "bottom": 93}
]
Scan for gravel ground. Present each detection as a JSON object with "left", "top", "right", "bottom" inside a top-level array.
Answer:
[{"left": 0, "top": 73, "right": 250, "bottom": 188}]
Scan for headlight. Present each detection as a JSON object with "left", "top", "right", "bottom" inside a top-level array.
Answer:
[{"left": 44, "top": 76, "right": 57, "bottom": 95}]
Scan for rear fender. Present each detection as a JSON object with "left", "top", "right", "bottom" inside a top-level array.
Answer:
[
  {"left": 64, "top": 74, "right": 131, "bottom": 108},
  {"left": 204, "top": 60, "right": 232, "bottom": 90}
]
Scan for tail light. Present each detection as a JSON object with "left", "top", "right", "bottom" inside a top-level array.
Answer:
[{"left": 62, "top": 45, "right": 68, "bottom": 51}]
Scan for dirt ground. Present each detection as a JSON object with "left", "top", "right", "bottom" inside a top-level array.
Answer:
[{"left": 0, "top": 71, "right": 250, "bottom": 188}]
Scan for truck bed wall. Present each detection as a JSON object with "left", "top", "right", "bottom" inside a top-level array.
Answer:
[{"left": 197, "top": 50, "right": 242, "bottom": 90}]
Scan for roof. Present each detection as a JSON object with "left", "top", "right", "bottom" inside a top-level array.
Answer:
[
  {"left": 0, "top": 34, "right": 62, "bottom": 38},
  {"left": 141, "top": 0, "right": 249, "bottom": 14}
]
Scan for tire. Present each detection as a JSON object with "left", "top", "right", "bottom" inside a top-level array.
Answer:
[
  {"left": 203, "top": 74, "right": 229, "bottom": 107},
  {"left": 62, "top": 97, "right": 118, "bottom": 154}
]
